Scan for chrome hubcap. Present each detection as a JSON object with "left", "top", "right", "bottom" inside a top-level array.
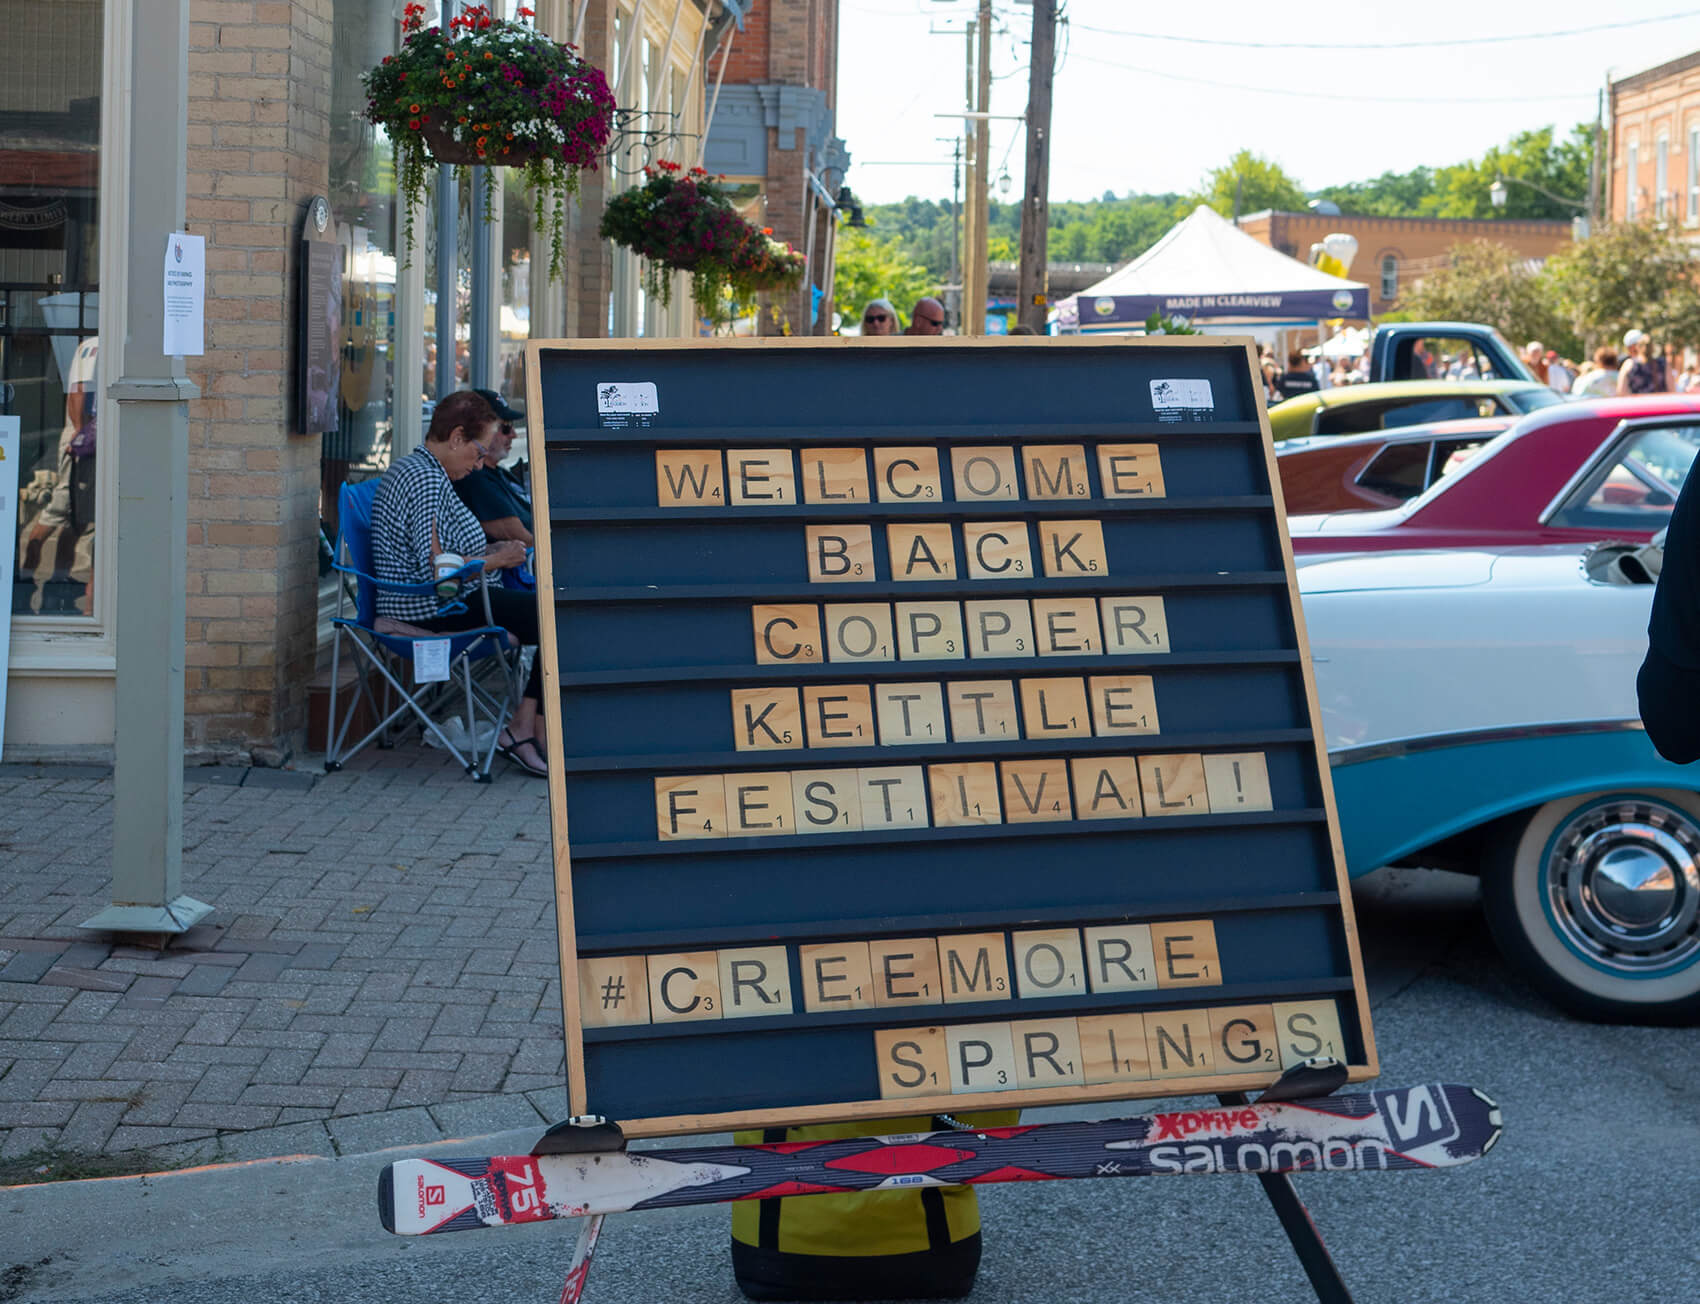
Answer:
[{"left": 1546, "top": 801, "right": 1700, "bottom": 973}]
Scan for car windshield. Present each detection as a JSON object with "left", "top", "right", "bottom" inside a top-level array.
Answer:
[
  {"left": 1550, "top": 423, "right": 1700, "bottom": 531},
  {"left": 1506, "top": 386, "right": 1565, "bottom": 413}
]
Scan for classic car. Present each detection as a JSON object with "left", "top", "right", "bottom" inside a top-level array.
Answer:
[
  {"left": 1266, "top": 378, "right": 1563, "bottom": 442},
  {"left": 1363, "top": 321, "right": 1534, "bottom": 385},
  {"left": 1288, "top": 394, "right": 1700, "bottom": 554},
  {"left": 1299, "top": 539, "right": 1699, "bottom": 1022},
  {"left": 1276, "top": 416, "right": 1512, "bottom": 515}
]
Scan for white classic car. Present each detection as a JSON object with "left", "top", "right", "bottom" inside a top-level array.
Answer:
[{"left": 1298, "top": 539, "right": 1700, "bottom": 1022}]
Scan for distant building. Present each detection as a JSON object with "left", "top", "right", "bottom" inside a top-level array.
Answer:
[
  {"left": 1236, "top": 211, "right": 1573, "bottom": 317},
  {"left": 1608, "top": 51, "right": 1700, "bottom": 232}
]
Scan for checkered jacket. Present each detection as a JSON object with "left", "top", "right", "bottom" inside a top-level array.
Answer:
[{"left": 370, "top": 446, "right": 488, "bottom": 622}]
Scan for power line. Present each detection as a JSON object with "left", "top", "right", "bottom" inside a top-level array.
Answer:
[
  {"left": 1066, "top": 52, "right": 1597, "bottom": 105},
  {"left": 1069, "top": 7, "right": 1700, "bottom": 49}
]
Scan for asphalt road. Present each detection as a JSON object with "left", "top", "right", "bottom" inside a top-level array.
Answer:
[{"left": 8, "top": 866, "right": 1700, "bottom": 1304}]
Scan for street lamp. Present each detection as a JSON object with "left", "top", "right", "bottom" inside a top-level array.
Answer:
[{"left": 1489, "top": 173, "right": 1591, "bottom": 240}]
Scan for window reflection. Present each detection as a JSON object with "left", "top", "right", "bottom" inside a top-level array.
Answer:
[{"left": 4, "top": 0, "right": 102, "bottom": 619}]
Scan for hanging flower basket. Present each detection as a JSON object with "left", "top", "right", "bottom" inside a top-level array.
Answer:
[
  {"left": 363, "top": 3, "right": 616, "bottom": 279},
  {"left": 599, "top": 163, "right": 806, "bottom": 326}
]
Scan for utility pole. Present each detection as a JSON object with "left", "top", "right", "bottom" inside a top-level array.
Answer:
[
  {"left": 1016, "top": 0, "right": 1056, "bottom": 334},
  {"left": 968, "top": 0, "right": 992, "bottom": 335},
  {"left": 950, "top": 138, "right": 963, "bottom": 331},
  {"left": 962, "top": 19, "right": 978, "bottom": 335}
]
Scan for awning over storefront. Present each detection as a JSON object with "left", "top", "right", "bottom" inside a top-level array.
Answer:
[{"left": 1053, "top": 205, "right": 1370, "bottom": 331}]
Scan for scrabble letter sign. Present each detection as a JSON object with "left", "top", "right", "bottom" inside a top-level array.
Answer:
[{"left": 528, "top": 335, "right": 1375, "bottom": 1136}]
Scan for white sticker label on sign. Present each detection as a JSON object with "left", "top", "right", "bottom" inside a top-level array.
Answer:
[
  {"left": 413, "top": 639, "right": 451, "bottom": 683},
  {"left": 1149, "top": 378, "right": 1214, "bottom": 411},
  {"left": 597, "top": 382, "right": 659, "bottom": 415}
]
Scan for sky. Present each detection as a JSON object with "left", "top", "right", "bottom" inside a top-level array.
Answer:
[{"left": 834, "top": 0, "right": 1700, "bottom": 205}]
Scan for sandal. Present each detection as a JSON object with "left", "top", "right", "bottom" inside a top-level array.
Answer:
[{"left": 501, "top": 734, "right": 548, "bottom": 777}]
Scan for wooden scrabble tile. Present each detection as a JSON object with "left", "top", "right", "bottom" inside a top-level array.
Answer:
[
  {"left": 874, "top": 1026, "right": 950, "bottom": 1099},
  {"left": 655, "top": 449, "right": 725, "bottom": 507},
  {"left": 938, "top": 933, "right": 1013, "bottom": 1004},
  {"left": 857, "top": 766, "right": 931, "bottom": 830},
  {"left": 722, "top": 771, "right": 798, "bottom": 836},
  {"left": 873, "top": 446, "right": 943, "bottom": 503},
  {"left": 1209, "top": 1004, "right": 1280, "bottom": 1075},
  {"left": 1203, "top": 752, "right": 1274, "bottom": 813},
  {"left": 654, "top": 775, "right": 727, "bottom": 840},
  {"left": 804, "top": 685, "right": 877, "bottom": 748},
  {"left": 895, "top": 602, "right": 967, "bottom": 661},
  {"left": 1145, "top": 1008, "right": 1215, "bottom": 1078},
  {"left": 1011, "top": 928, "right": 1087, "bottom": 1000},
  {"left": 1088, "top": 675, "right": 1159, "bottom": 736},
  {"left": 1010, "top": 1017, "right": 1086, "bottom": 1088},
  {"left": 1069, "top": 757, "right": 1144, "bottom": 820},
  {"left": 1039, "top": 520, "right": 1108, "bottom": 578},
  {"left": 1032, "top": 598, "right": 1102, "bottom": 656},
  {"left": 752, "top": 604, "right": 824, "bottom": 665},
  {"left": 1023, "top": 444, "right": 1092, "bottom": 501},
  {"left": 1099, "top": 596, "right": 1171, "bottom": 654},
  {"left": 928, "top": 761, "right": 1002, "bottom": 827},
  {"left": 800, "top": 447, "right": 870, "bottom": 505},
  {"left": 1138, "top": 753, "right": 1209, "bottom": 817},
  {"left": 1019, "top": 677, "right": 1092, "bottom": 739},
  {"left": 946, "top": 680, "right": 1020, "bottom": 742},
  {"left": 800, "top": 941, "right": 875, "bottom": 1012},
  {"left": 1000, "top": 757, "right": 1073, "bottom": 823},
  {"left": 730, "top": 687, "right": 802, "bottom": 752},
  {"left": 1079, "top": 1013, "right": 1152, "bottom": 1084},
  {"left": 1150, "top": 919, "right": 1221, "bottom": 988},
  {"left": 1082, "top": 924, "right": 1157, "bottom": 993},
  {"left": 823, "top": 603, "right": 897, "bottom": 663},
  {"left": 963, "top": 522, "right": 1034, "bottom": 580},
  {"left": 945, "top": 1022, "right": 1019, "bottom": 1093},
  {"left": 647, "top": 951, "right": 724, "bottom": 1023},
  {"left": 1272, "top": 999, "right": 1348, "bottom": 1070},
  {"left": 868, "top": 938, "right": 943, "bottom": 1007},
  {"left": 806, "top": 525, "right": 875, "bottom": 583},
  {"left": 887, "top": 523, "right": 958, "bottom": 581},
  {"left": 791, "top": 769, "right": 864, "bottom": 834},
  {"left": 964, "top": 600, "right": 1035, "bottom": 658},
  {"left": 875, "top": 682, "right": 949, "bottom": 746},
  {"left": 952, "top": 446, "right": 1021, "bottom": 501},
  {"left": 716, "top": 947, "right": 795, "bottom": 1020},
  {"left": 578, "top": 955, "right": 651, "bottom": 1028},
  {"left": 1096, "top": 443, "right": 1166, "bottom": 498},
  {"left": 727, "top": 448, "right": 796, "bottom": 504}
]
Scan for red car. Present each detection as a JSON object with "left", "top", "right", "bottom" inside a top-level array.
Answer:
[
  {"left": 1276, "top": 417, "right": 1513, "bottom": 515},
  {"left": 1287, "top": 394, "right": 1700, "bottom": 553}
]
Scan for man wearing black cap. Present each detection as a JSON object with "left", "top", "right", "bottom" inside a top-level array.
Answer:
[{"left": 455, "top": 387, "right": 533, "bottom": 547}]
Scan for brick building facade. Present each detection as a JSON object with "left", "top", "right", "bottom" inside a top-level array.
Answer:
[
  {"left": 1237, "top": 210, "right": 1574, "bottom": 318},
  {"left": 1608, "top": 50, "right": 1700, "bottom": 232},
  {"left": 4, "top": 0, "right": 841, "bottom": 760}
]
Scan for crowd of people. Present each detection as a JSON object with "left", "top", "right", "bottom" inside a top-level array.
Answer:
[
  {"left": 855, "top": 296, "right": 1039, "bottom": 337},
  {"left": 1258, "top": 327, "right": 1700, "bottom": 406}
]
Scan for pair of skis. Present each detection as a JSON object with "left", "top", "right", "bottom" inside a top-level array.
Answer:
[{"left": 378, "top": 1080, "right": 1501, "bottom": 1302}]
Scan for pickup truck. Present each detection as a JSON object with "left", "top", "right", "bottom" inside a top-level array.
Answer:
[{"left": 1365, "top": 321, "right": 1534, "bottom": 384}]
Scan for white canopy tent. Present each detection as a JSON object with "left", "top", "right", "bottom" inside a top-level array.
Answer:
[{"left": 1053, "top": 206, "right": 1370, "bottom": 332}]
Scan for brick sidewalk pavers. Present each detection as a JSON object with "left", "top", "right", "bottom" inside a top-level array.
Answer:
[{"left": 0, "top": 748, "right": 567, "bottom": 1164}]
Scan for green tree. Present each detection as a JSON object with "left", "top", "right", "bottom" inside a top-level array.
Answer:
[
  {"left": 1401, "top": 240, "right": 1580, "bottom": 359},
  {"left": 1546, "top": 219, "right": 1700, "bottom": 351},
  {"left": 1192, "top": 150, "right": 1307, "bottom": 218},
  {"left": 1420, "top": 125, "right": 1593, "bottom": 221},
  {"left": 832, "top": 228, "right": 938, "bottom": 329},
  {"left": 1312, "top": 167, "right": 1436, "bottom": 217}
]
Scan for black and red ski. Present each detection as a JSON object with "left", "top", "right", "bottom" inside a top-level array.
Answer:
[{"left": 378, "top": 1082, "right": 1500, "bottom": 1238}]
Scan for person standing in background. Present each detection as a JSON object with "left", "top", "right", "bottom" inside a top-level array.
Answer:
[
  {"left": 1619, "top": 329, "right": 1669, "bottom": 394},
  {"left": 860, "top": 300, "right": 899, "bottom": 336}
]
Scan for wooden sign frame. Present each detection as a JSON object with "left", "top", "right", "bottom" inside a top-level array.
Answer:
[{"left": 525, "top": 335, "right": 1377, "bottom": 1139}]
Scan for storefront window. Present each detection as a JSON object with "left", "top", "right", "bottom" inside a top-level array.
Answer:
[{"left": 3, "top": 0, "right": 102, "bottom": 620}]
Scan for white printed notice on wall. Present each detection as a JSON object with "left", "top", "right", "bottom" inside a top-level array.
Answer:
[{"left": 163, "top": 232, "right": 205, "bottom": 357}]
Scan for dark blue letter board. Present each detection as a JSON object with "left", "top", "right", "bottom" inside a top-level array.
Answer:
[{"left": 525, "top": 336, "right": 1377, "bottom": 1138}]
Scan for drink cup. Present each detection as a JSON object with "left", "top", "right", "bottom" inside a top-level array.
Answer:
[{"left": 433, "top": 551, "right": 464, "bottom": 600}]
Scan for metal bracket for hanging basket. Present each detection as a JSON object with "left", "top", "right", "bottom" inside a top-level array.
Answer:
[{"left": 604, "top": 108, "right": 700, "bottom": 177}]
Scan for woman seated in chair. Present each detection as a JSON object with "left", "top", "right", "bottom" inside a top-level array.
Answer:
[{"left": 371, "top": 389, "right": 548, "bottom": 777}]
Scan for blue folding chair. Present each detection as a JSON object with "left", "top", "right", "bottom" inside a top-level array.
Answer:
[{"left": 324, "top": 480, "right": 520, "bottom": 782}]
